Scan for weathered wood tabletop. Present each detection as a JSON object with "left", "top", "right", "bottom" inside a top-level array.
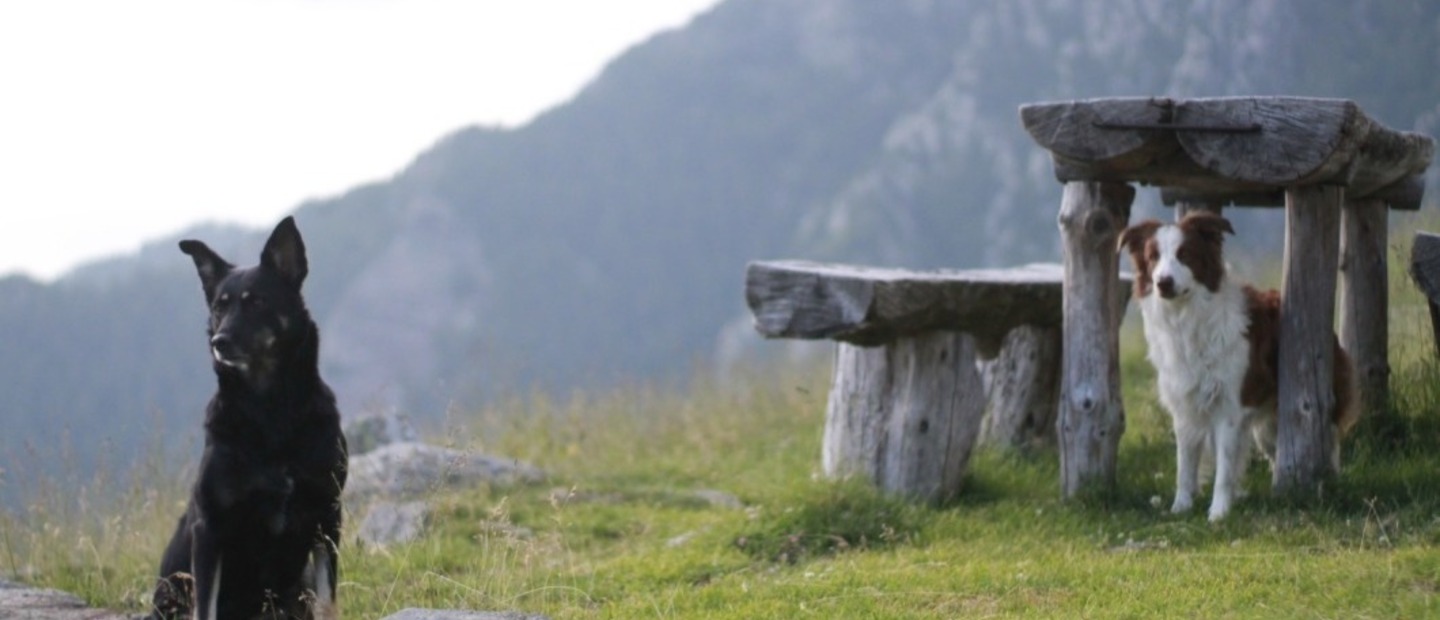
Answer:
[
  {"left": 745, "top": 261, "right": 1071, "bottom": 354},
  {"left": 1021, "top": 96, "right": 1433, "bottom": 207}
]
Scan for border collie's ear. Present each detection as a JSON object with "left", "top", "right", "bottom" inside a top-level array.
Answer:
[
  {"left": 261, "top": 216, "right": 308, "bottom": 286},
  {"left": 1117, "top": 220, "right": 1162, "bottom": 256},
  {"left": 1181, "top": 213, "right": 1236, "bottom": 244},
  {"left": 178, "top": 240, "right": 232, "bottom": 304}
]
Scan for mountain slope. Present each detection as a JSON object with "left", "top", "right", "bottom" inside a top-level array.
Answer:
[{"left": 1, "top": 0, "right": 1436, "bottom": 487}]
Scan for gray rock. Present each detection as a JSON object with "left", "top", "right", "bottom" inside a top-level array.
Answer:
[
  {"left": 344, "top": 413, "right": 419, "bottom": 456},
  {"left": 347, "top": 442, "right": 545, "bottom": 498},
  {"left": 379, "top": 610, "right": 549, "bottom": 620},
  {"left": 357, "top": 500, "right": 431, "bottom": 546},
  {"left": 692, "top": 489, "right": 743, "bottom": 510},
  {"left": 0, "top": 579, "right": 130, "bottom": 619},
  {"left": 666, "top": 531, "right": 698, "bottom": 548}
]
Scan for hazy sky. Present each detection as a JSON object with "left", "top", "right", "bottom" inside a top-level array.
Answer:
[{"left": 0, "top": 0, "right": 720, "bottom": 280}]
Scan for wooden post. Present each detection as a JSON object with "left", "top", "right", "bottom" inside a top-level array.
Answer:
[
  {"left": 823, "top": 333, "right": 985, "bottom": 503},
  {"left": 1175, "top": 200, "right": 1223, "bottom": 220},
  {"left": 1339, "top": 197, "right": 1390, "bottom": 420},
  {"left": 978, "top": 325, "right": 1061, "bottom": 450},
  {"left": 1274, "top": 185, "right": 1344, "bottom": 497},
  {"left": 1056, "top": 180, "right": 1133, "bottom": 499}
]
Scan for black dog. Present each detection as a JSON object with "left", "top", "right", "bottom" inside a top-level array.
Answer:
[{"left": 151, "top": 217, "right": 346, "bottom": 619}]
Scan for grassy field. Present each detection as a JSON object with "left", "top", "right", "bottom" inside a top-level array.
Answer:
[{"left": 5, "top": 214, "right": 1440, "bottom": 618}]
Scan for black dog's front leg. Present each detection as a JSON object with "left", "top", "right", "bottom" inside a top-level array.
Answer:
[
  {"left": 149, "top": 513, "right": 195, "bottom": 620},
  {"left": 189, "top": 518, "right": 222, "bottom": 620},
  {"left": 301, "top": 533, "right": 340, "bottom": 620}
]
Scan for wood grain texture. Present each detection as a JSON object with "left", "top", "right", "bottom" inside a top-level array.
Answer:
[
  {"left": 1348, "top": 127, "right": 1435, "bottom": 197},
  {"left": 823, "top": 333, "right": 984, "bottom": 503},
  {"left": 1019, "top": 97, "right": 1178, "bottom": 165},
  {"left": 978, "top": 325, "right": 1060, "bottom": 451},
  {"left": 1021, "top": 96, "right": 1433, "bottom": 209},
  {"left": 1158, "top": 174, "right": 1427, "bottom": 210},
  {"left": 1174, "top": 97, "right": 1361, "bottom": 186},
  {"left": 747, "top": 261, "right": 1080, "bottom": 355},
  {"left": 1274, "top": 185, "right": 1344, "bottom": 497},
  {"left": 1339, "top": 198, "right": 1390, "bottom": 420},
  {"left": 1056, "top": 181, "right": 1133, "bottom": 499}
]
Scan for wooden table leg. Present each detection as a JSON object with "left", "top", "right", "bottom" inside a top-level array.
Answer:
[
  {"left": 1056, "top": 180, "right": 1134, "bottom": 499},
  {"left": 1275, "top": 184, "right": 1344, "bottom": 496},
  {"left": 1340, "top": 197, "right": 1391, "bottom": 422},
  {"left": 824, "top": 333, "right": 985, "bottom": 503}
]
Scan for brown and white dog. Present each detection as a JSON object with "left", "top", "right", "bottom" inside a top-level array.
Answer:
[{"left": 1118, "top": 213, "right": 1358, "bottom": 521}]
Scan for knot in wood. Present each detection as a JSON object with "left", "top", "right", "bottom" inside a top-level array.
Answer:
[
  {"left": 1084, "top": 210, "right": 1114, "bottom": 238},
  {"left": 1070, "top": 385, "right": 1100, "bottom": 414},
  {"left": 1297, "top": 397, "right": 1316, "bottom": 418}
]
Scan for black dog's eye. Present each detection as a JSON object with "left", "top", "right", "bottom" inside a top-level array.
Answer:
[
  {"left": 215, "top": 293, "right": 232, "bottom": 308},
  {"left": 242, "top": 291, "right": 265, "bottom": 308}
]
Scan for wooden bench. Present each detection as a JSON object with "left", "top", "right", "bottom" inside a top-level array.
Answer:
[{"left": 745, "top": 260, "right": 1130, "bottom": 502}]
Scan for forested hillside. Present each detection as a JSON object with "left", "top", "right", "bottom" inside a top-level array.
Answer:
[{"left": 2, "top": 0, "right": 1436, "bottom": 487}]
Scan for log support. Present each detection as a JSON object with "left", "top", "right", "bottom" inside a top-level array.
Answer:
[
  {"left": 978, "top": 325, "right": 1061, "bottom": 451},
  {"left": 1056, "top": 180, "right": 1134, "bottom": 499},
  {"left": 823, "top": 333, "right": 984, "bottom": 503},
  {"left": 1274, "top": 185, "right": 1344, "bottom": 497},
  {"left": 1339, "top": 198, "right": 1391, "bottom": 421}
]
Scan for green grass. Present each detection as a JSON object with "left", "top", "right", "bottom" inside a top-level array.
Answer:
[{"left": 7, "top": 213, "right": 1440, "bottom": 618}]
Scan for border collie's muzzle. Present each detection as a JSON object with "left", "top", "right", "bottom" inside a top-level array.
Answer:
[{"left": 1156, "top": 276, "right": 1178, "bottom": 299}]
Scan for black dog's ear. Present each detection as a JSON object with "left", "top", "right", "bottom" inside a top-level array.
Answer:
[
  {"left": 261, "top": 216, "right": 308, "bottom": 287},
  {"left": 178, "top": 240, "right": 233, "bottom": 304}
]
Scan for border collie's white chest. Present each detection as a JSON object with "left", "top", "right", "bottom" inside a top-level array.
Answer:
[{"left": 1138, "top": 279, "right": 1252, "bottom": 417}]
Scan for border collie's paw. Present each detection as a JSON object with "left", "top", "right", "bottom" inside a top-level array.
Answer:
[{"left": 1170, "top": 494, "right": 1194, "bottom": 514}]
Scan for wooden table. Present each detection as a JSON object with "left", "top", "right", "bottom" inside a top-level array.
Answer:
[{"left": 1019, "top": 96, "right": 1434, "bottom": 499}]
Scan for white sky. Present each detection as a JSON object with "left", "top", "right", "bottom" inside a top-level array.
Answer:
[{"left": 0, "top": 0, "right": 720, "bottom": 281}]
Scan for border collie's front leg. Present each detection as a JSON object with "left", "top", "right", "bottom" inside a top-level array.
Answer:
[
  {"left": 190, "top": 520, "right": 222, "bottom": 620},
  {"left": 1210, "top": 414, "right": 1249, "bottom": 521},
  {"left": 1172, "top": 423, "right": 1204, "bottom": 513}
]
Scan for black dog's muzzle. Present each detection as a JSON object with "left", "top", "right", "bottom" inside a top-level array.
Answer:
[{"left": 209, "top": 332, "right": 248, "bottom": 369}]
